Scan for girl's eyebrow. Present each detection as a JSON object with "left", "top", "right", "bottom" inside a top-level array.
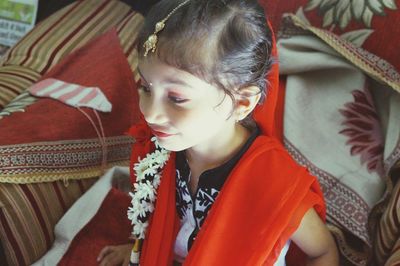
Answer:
[
  {"left": 137, "top": 67, "right": 194, "bottom": 90},
  {"left": 163, "top": 77, "right": 194, "bottom": 89}
]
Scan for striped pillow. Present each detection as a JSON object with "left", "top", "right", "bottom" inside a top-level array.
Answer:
[
  {"left": 385, "top": 241, "right": 400, "bottom": 266},
  {"left": 0, "top": 66, "right": 41, "bottom": 111},
  {"left": 0, "top": 179, "right": 97, "bottom": 265},
  {"left": 373, "top": 165, "right": 400, "bottom": 265}
]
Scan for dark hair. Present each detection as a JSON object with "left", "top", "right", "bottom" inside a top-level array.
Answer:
[{"left": 137, "top": 0, "right": 273, "bottom": 118}]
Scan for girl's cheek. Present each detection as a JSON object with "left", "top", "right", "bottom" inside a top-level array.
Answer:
[
  {"left": 170, "top": 107, "right": 199, "bottom": 129},
  {"left": 138, "top": 94, "right": 148, "bottom": 115}
]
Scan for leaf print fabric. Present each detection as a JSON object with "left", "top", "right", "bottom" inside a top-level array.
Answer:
[
  {"left": 195, "top": 188, "right": 219, "bottom": 227},
  {"left": 305, "top": 0, "right": 397, "bottom": 28},
  {"left": 176, "top": 170, "right": 191, "bottom": 219},
  {"left": 339, "top": 86, "right": 384, "bottom": 177},
  {"left": 174, "top": 168, "right": 220, "bottom": 259}
]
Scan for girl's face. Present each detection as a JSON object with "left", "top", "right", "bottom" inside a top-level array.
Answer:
[{"left": 137, "top": 58, "right": 236, "bottom": 152}]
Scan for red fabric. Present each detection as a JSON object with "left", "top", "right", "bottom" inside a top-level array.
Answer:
[
  {"left": 274, "top": 76, "right": 287, "bottom": 141},
  {"left": 132, "top": 137, "right": 325, "bottom": 266},
  {"left": 139, "top": 153, "right": 180, "bottom": 265},
  {"left": 0, "top": 28, "right": 140, "bottom": 146},
  {"left": 253, "top": 21, "right": 280, "bottom": 139},
  {"left": 184, "top": 138, "right": 325, "bottom": 265},
  {"left": 58, "top": 188, "right": 132, "bottom": 266},
  {"left": 128, "top": 19, "right": 326, "bottom": 266}
]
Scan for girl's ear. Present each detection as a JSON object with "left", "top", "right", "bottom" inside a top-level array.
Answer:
[{"left": 234, "top": 85, "right": 261, "bottom": 121}]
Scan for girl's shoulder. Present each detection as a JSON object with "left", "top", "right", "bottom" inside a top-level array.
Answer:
[
  {"left": 248, "top": 135, "right": 293, "bottom": 160},
  {"left": 239, "top": 135, "right": 313, "bottom": 181}
]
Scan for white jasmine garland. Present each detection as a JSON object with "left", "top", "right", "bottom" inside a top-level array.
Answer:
[
  {"left": 133, "top": 221, "right": 149, "bottom": 239},
  {"left": 133, "top": 162, "right": 148, "bottom": 181},
  {"left": 127, "top": 137, "right": 170, "bottom": 240},
  {"left": 152, "top": 173, "right": 161, "bottom": 187}
]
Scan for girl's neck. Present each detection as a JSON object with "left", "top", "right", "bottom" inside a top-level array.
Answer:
[{"left": 185, "top": 123, "right": 250, "bottom": 175}]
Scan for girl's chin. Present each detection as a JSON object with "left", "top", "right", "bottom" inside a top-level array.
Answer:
[{"left": 156, "top": 137, "right": 187, "bottom": 152}]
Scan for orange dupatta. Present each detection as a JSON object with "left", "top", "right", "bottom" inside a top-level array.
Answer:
[{"left": 128, "top": 20, "right": 326, "bottom": 266}]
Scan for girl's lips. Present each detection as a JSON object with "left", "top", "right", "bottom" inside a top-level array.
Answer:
[{"left": 151, "top": 129, "right": 175, "bottom": 138}]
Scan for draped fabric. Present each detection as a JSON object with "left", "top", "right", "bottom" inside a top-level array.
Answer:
[{"left": 127, "top": 20, "right": 326, "bottom": 266}]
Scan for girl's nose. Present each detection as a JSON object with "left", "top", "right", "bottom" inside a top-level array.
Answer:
[{"left": 141, "top": 97, "right": 168, "bottom": 125}]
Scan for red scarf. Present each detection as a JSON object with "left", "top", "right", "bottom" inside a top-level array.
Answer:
[{"left": 127, "top": 21, "right": 326, "bottom": 266}]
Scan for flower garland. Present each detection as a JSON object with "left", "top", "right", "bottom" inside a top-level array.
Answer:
[{"left": 127, "top": 136, "right": 170, "bottom": 265}]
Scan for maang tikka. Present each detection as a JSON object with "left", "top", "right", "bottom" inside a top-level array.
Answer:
[{"left": 143, "top": 0, "right": 190, "bottom": 57}]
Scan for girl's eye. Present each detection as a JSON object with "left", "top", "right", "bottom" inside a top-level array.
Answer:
[
  {"left": 138, "top": 85, "right": 151, "bottom": 93},
  {"left": 168, "top": 95, "right": 189, "bottom": 104}
]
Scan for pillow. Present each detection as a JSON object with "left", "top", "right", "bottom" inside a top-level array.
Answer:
[
  {"left": 0, "top": 28, "right": 140, "bottom": 183},
  {"left": 373, "top": 167, "right": 400, "bottom": 265},
  {"left": 0, "top": 178, "right": 97, "bottom": 266},
  {"left": 0, "top": 66, "right": 40, "bottom": 111}
]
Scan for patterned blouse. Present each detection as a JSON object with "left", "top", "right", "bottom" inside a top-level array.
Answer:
[{"left": 173, "top": 128, "right": 259, "bottom": 262}]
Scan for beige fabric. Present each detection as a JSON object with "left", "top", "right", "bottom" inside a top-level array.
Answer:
[{"left": 278, "top": 16, "right": 400, "bottom": 265}]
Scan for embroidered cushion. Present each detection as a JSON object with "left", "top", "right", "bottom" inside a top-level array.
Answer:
[{"left": 0, "top": 28, "right": 141, "bottom": 183}]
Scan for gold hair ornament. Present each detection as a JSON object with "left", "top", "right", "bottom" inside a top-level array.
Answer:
[{"left": 143, "top": 0, "right": 190, "bottom": 56}]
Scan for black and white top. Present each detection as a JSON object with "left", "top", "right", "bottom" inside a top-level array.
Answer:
[{"left": 173, "top": 128, "right": 259, "bottom": 262}]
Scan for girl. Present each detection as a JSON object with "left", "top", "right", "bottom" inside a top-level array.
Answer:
[{"left": 98, "top": 0, "right": 339, "bottom": 265}]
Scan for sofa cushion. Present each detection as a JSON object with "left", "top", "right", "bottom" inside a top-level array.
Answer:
[
  {"left": 0, "top": 178, "right": 97, "bottom": 266},
  {"left": 0, "top": 27, "right": 141, "bottom": 183},
  {"left": 0, "top": 66, "right": 40, "bottom": 110},
  {"left": 373, "top": 166, "right": 400, "bottom": 265}
]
